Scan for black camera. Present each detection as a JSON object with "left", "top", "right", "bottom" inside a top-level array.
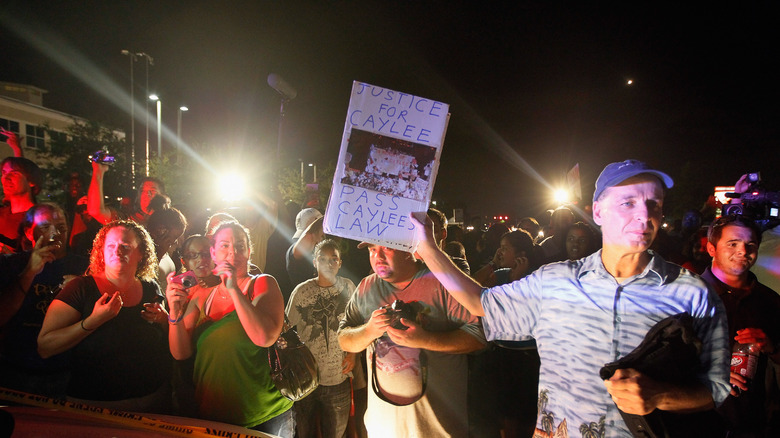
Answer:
[
  {"left": 382, "top": 300, "right": 421, "bottom": 330},
  {"left": 724, "top": 172, "right": 780, "bottom": 231},
  {"left": 89, "top": 147, "right": 115, "bottom": 165}
]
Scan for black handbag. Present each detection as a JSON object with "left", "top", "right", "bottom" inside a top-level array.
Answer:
[{"left": 267, "top": 316, "right": 319, "bottom": 401}]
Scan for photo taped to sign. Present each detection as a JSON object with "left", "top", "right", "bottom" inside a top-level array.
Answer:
[{"left": 341, "top": 129, "right": 437, "bottom": 203}]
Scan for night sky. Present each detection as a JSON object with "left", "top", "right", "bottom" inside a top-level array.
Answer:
[{"left": 3, "top": 1, "right": 779, "bottom": 220}]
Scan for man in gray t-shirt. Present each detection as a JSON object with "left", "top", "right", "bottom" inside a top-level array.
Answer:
[{"left": 338, "top": 243, "right": 485, "bottom": 437}]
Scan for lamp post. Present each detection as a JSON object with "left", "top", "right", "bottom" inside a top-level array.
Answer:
[
  {"left": 137, "top": 52, "right": 154, "bottom": 176},
  {"left": 267, "top": 74, "right": 297, "bottom": 164},
  {"left": 120, "top": 50, "right": 137, "bottom": 188},
  {"left": 149, "top": 94, "right": 161, "bottom": 159},
  {"left": 177, "top": 106, "right": 188, "bottom": 164}
]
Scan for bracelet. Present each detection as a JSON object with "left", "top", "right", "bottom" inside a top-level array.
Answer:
[
  {"left": 80, "top": 318, "right": 94, "bottom": 331},
  {"left": 168, "top": 314, "right": 184, "bottom": 324}
]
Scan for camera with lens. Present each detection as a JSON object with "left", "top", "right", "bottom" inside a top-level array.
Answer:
[
  {"left": 88, "top": 147, "right": 115, "bottom": 165},
  {"left": 171, "top": 271, "right": 198, "bottom": 288},
  {"left": 724, "top": 172, "right": 780, "bottom": 231},
  {"left": 382, "top": 300, "right": 421, "bottom": 330}
]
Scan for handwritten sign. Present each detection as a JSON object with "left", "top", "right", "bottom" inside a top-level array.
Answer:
[{"left": 324, "top": 82, "right": 450, "bottom": 252}]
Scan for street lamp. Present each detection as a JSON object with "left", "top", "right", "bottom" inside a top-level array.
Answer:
[
  {"left": 300, "top": 161, "right": 317, "bottom": 183},
  {"left": 177, "top": 106, "right": 188, "bottom": 164},
  {"left": 149, "top": 94, "right": 161, "bottom": 159},
  {"left": 309, "top": 162, "right": 317, "bottom": 183},
  {"left": 120, "top": 50, "right": 137, "bottom": 188},
  {"left": 137, "top": 52, "right": 154, "bottom": 177}
]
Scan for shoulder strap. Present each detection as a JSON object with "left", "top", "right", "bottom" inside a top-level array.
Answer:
[
  {"left": 244, "top": 275, "right": 258, "bottom": 301},
  {"left": 202, "top": 286, "right": 221, "bottom": 319}
]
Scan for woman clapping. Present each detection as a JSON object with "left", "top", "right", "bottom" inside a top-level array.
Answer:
[{"left": 37, "top": 220, "right": 171, "bottom": 412}]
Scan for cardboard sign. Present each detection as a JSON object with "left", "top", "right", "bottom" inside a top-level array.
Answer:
[{"left": 324, "top": 82, "right": 450, "bottom": 252}]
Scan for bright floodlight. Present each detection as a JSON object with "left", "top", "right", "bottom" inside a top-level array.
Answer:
[
  {"left": 149, "top": 94, "right": 159, "bottom": 101},
  {"left": 553, "top": 189, "right": 570, "bottom": 205},
  {"left": 180, "top": 106, "right": 188, "bottom": 112},
  {"left": 626, "top": 79, "right": 634, "bottom": 85},
  {"left": 217, "top": 173, "right": 247, "bottom": 202}
]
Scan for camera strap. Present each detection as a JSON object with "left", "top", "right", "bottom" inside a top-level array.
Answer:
[{"left": 370, "top": 338, "right": 428, "bottom": 406}]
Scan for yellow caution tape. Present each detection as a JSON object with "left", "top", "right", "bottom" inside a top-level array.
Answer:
[{"left": 0, "top": 387, "right": 270, "bottom": 438}]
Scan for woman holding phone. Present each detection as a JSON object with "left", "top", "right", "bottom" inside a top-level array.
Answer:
[{"left": 37, "top": 220, "right": 171, "bottom": 412}]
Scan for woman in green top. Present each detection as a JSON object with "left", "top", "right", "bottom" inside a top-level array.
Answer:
[{"left": 166, "top": 221, "right": 293, "bottom": 436}]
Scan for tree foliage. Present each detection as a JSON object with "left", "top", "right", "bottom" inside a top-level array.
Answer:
[
  {"left": 32, "top": 118, "right": 337, "bottom": 217},
  {"left": 148, "top": 153, "right": 193, "bottom": 207},
  {"left": 37, "top": 120, "right": 130, "bottom": 205},
  {"left": 276, "top": 161, "right": 335, "bottom": 209}
]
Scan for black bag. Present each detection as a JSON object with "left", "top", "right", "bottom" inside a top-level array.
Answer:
[
  {"left": 267, "top": 317, "right": 319, "bottom": 401},
  {"left": 599, "top": 312, "right": 726, "bottom": 438}
]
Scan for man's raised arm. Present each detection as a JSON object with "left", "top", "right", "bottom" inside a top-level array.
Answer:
[
  {"left": 2, "top": 129, "right": 23, "bottom": 157},
  {"left": 409, "top": 212, "right": 485, "bottom": 317},
  {"left": 87, "top": 161, "right": 115, "bottom": 225}
]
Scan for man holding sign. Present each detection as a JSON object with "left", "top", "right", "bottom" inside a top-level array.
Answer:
[{"left": 409, "top": 160, "right": 731, "bottom": 437}]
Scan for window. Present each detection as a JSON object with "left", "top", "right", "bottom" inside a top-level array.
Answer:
[
  {"left": 49, "top": 130, "right": 68, "bottom": 144},
  {"left": 25, "top": 124, "right": 46, "bottom": 149},
  {"left": 0, "top": 118, "right": 20, "bottom": 135}
]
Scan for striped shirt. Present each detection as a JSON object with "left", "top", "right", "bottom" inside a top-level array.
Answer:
[{"left": 481, "top": 250, "right": 730, "bottom": 438}]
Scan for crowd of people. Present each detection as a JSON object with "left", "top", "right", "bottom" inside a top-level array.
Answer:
[{"left": 2, "top": 132, "right": 780, "bottom": 438}]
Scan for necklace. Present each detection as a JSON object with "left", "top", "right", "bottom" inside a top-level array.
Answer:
[
  {"left": 217, "top": 277, "right": 251, "bottom": 299},
  {"left": 316, "top": 279, "right": 336, "bottom": 288},
  {"left": 316, "top": 277, "right": 338, "bottom": 293}
]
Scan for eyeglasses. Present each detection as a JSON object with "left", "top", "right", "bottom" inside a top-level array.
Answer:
[{"left": 183, "top": 251, "right": 210, "bottom": 260}]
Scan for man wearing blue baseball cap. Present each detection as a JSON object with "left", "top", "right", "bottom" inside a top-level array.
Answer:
[{"left": 411, "top": 159, "right": 731, "bottom": 437}]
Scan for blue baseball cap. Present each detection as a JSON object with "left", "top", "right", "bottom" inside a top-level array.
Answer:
[{"left": 593, "top": 159, "right": 674, "bottom": 202}]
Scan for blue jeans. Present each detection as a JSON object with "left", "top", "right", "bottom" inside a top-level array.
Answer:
[
  {"left": 251, "top": 408, "right": 295, "bottom": 438},
  {"left": 294, "top": 379, "right": 352, "bottom": 438}
]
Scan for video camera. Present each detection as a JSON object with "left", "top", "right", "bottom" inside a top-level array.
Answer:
[
  {"left": 89, "top": 147, "right": 115, "bottom": 165},
  {"left": 723, "top": 172, "right": 780, "bottom": 231}
]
